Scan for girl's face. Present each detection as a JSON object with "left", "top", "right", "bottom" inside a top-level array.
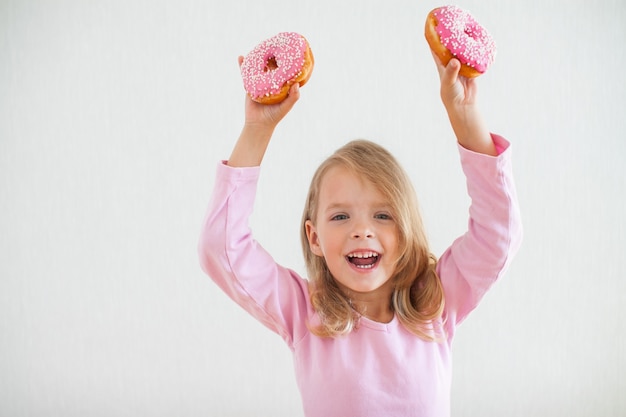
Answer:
[{"left": 305, "top": 165, "right": 400, "bottom": 297}]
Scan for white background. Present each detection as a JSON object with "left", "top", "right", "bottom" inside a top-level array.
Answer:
[{"left": 1, "top": 0, "right": 625, "bottom": 416}]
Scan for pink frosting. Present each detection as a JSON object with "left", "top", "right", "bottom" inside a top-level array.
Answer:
[
  {"left": 434, "top": 5, "right": 496, "bottom": 73},
  {"left": 241, "top": 32, "right": 307, "bottom": 99}
]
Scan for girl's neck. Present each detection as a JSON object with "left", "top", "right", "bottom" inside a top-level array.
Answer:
[
  {"left": 358, "top": 303, "right": 394, "bottom": 323},
  {"left": 343, "top": 280, "right": 395, "bottom": 323}
]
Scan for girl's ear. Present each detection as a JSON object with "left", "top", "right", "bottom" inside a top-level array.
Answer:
[{"left": 305, "top": 220, "right": 324, "bottom": 257}]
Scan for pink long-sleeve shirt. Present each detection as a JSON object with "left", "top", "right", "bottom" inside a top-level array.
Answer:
[{"left": 198, "top": 135, "right": 522, "bottom": 417}]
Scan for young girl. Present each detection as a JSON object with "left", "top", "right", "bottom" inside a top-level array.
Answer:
[{"left": 198, "top": 53, "right": 522, "bottom": 416}]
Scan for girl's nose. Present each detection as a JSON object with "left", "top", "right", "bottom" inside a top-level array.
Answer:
[{"left": 351, "top": 221, "right": 374, "bottom": 239}]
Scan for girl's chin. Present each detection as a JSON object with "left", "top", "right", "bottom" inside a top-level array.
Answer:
[{"left": 336, "top": 277, "right": 393, "bottom": 295}]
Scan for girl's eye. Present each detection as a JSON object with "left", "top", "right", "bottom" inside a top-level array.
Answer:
[
  {"left": 375, "top": 213, "right": 392, "bottom": 220},
  {"left": 331, "top": 214, "right": 348, "bottom": 221}
]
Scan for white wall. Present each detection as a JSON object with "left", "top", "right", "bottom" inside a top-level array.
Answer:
[{"left": 1, "top": 0, "right": 624, "bottom": 416}]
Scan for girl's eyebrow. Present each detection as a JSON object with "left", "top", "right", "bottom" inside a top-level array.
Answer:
[
  {"left": 323, "top": 202, "right": 349, "bottom": 213},
  {"left": 323, "top": 201, "right": 392, "bottom": 213}
]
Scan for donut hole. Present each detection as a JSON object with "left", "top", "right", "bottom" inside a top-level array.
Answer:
[{"left": 264, "top": 56, "right": 278, "bottom": 72}]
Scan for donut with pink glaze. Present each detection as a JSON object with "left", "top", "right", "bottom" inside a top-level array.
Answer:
[
  {"left": 240, "top": 32, "right": 314, "bottom": 104},
  {"left": 425, "top": 5, "right": 496, "bottom": 78}
]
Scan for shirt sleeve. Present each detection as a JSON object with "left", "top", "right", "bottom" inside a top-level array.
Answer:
[
  {"left": 197, "top": 161, "right": 312, "bottom": 349},
  {"left": 437, "top": 134, "right": 523, "bottom": 335}
]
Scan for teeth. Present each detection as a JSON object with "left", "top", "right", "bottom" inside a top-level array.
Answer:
[{"left": 347, "top": 251, "right": 379, "bottom": 258}]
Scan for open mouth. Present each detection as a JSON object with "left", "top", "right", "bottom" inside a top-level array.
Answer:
[{"left": 346, "top": 251, "right": 380, "bottom": 269}]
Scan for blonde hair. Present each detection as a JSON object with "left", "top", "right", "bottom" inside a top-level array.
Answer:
[{"left": 300, "top": 139, "right": 445, "bottom": 341}]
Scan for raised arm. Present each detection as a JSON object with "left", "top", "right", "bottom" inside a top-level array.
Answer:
[
  {"left": 197, "top": 58, "right": 308, "bottom": 345},
  {"left": 431, "top": 54, "right": 522, "bottom": 330}
]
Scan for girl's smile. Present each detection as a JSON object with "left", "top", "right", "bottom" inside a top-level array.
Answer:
[{"left": 346, "top": 250, "right": 380, "bottom": 270}]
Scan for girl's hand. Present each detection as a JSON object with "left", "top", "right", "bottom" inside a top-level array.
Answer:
[
  {"left": 431, "top": 52, "right": 478, "bottom": 110},
  {"left": 238, "top": 56, "right": 300, "bottom": 131}
]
